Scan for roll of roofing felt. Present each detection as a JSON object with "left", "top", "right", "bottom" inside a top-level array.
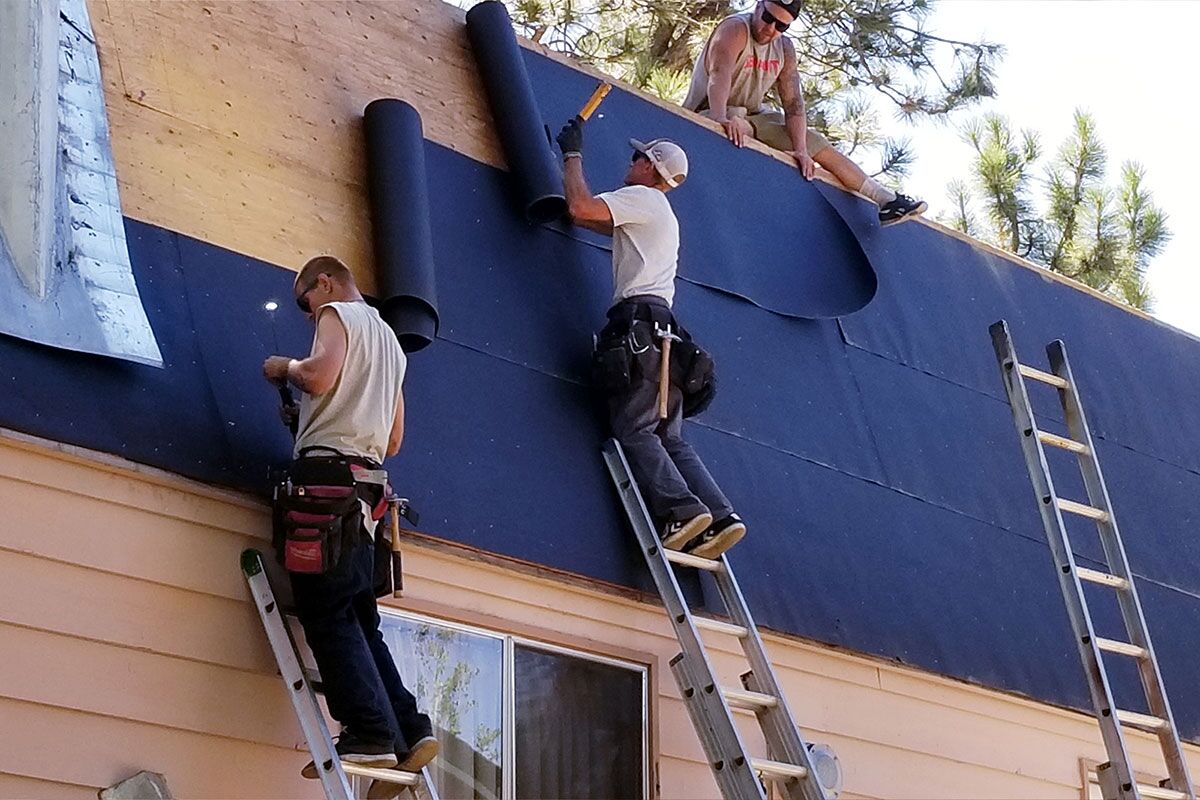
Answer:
[
  {"left": 465, "top": 0, "right": 567, "bottom": 224},
  {"left": 363, "top": 99, "right": 440, "bottom": 353}
]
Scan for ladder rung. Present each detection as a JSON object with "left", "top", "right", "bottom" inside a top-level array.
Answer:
[
  {"left": 1096, "top": 637, "right": 1148, "bottom": 659},
  {"left": 340, "top": 764, "right": 421, "bottom": 785},
  {"left": 1076, "top": 567, "right": 1130, "bottom": 590},
  {"left": 1116, "top": 709, "right": 1168, "bottom": 732},
  {"left": 1138, "top": 785, "right": 1188, "bottom": 800},
  {"left": 1057, "top": 498, "right": 1110, "bottom": 523},
  {"left": 1037, "top": 430, "right": 1090, "bottom": 455},
  {"left": 665, "top": 549, "right": 723, "bottom": 572},
  {"left": 722, "top": 686, "right": 778, "bottom": 712},
  {"left": 751, "top": 758, "right": 809, "bottom": 782},
  {"left": 1019, "top": 364, "right": 1069, "bottom": 389},
  {"left": 693, "top": 616, "right": 749, "bottom": 639}
]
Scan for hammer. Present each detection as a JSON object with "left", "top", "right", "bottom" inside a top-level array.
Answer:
[
  {"left": 656, "top": 326, "right": 681, "bottom": 420},
  {"left": 577, "top": 82, "right": 612, "bottom": 121}
]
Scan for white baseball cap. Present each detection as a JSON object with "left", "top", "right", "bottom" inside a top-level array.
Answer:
[{"left": 630, "top": 138, "right": 689, "bottom": 188}]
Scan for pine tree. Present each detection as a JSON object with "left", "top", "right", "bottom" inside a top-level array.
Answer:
[{"left": 945, "top": 110, "right": 1170, "bottom": 311}]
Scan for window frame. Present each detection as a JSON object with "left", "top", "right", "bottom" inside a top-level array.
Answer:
[
  {"left": 380, "top": 606, "right": 650, "bottom": 800},
  {"left": 1079, "top": 757, "right": 1171, "bottom": 800}
]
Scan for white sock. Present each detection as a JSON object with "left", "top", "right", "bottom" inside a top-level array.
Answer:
[{"left": 858, "top": 177, "right": 896, "bottom": 207}]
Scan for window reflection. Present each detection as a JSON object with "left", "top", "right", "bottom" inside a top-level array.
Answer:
[{"left": 381, "top": 615, "right": 504, "bottom": 800}]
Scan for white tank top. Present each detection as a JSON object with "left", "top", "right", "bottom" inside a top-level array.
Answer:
[
  {"left": 682, "top": 12, "right": 786, "bottom": 115},
  {"left": 293, "top": 301, "right": 406, "bottom": 464}
]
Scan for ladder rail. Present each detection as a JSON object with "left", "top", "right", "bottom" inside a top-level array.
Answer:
[
  {"left": 1047, "top": 342, "right": 1196, "bottom": 799},
  {"left": 601, "top": 440, "right": 769, "bottom": 800},
  {"left": 989, "top": 323, "right": 1141, "bottom": 800},
  {"left": 711, "top": 559, "right": 829, "bottom": 800},
  {"left": 242, "top": 550, "right": 355, "bottom": 800}
]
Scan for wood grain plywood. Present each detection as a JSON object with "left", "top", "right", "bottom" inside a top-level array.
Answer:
[{"left": 90, "top": 0, "right": 503, "bottom": 288}]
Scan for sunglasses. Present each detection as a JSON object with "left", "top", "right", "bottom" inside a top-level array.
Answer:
[
  {"left": 631, "top": 150, "right": 650, "bottom": 164},
  {"left": 295, "top": 276, "right": 321, "bottom": 313},
  {"left": 760, "top": 6, "right": 791, "bottom": 32}
]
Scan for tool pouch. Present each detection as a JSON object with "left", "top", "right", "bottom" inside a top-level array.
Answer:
[
  {"left": 592, "top": 338, "right": 634, "bottom": 394},
  {"left": 272, "top": 456, "right": 364, "bottom": 575},
  {"left": 670, "top": 334, "right": 717, "bottom": 418}
]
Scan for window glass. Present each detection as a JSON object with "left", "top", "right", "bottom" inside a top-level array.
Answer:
[
  {"left": 513, "top": 644, "right": 645, "bottom": 800},
  {"left": 381, "top": 615, "right": 504, "bottom": 800}
]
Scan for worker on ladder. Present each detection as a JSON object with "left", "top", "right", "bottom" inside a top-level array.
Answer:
[
  {"left": 556, "top": 119, "right": 747, "bottom": 559},
  {"left": 263, "top": 255, "right": 438, "bottom": 797}
]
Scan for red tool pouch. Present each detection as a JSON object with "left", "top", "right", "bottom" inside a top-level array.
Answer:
[
  {"left": 272, "top": 453, "right": 370, "bottom": 575},
  {"left": 276, "top": 485, "right": 358, "bottom": 573}
]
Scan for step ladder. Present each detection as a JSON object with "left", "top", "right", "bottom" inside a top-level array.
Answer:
[
  {"left": 241, "top": 549, "right": 440, "bottom": 800},
  {"left": 989, "top": 321, "right": 1195, "bottom": 800},
  {"left": 601, "top": 439, "right": 829, "bottom": 800}
]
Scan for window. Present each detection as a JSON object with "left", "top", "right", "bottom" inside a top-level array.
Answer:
[{"left": 380, "top": 610, "right": 648, "bottom": 800}]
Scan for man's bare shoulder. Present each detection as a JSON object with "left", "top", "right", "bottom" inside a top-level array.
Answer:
[{"left": 710, "top": 15, "right": 749, "bottom": 51}]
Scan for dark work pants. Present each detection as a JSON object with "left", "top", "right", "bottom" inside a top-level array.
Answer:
[
  {"left": 607, "top": 327, "right": 733, "bottom": 526},
  {"left": 290, "top": 525, "right": 432, "bottom": 756}
]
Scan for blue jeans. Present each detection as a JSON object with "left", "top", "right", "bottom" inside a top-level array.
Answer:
[
  {"left": 604, "top": 312, "right": 732, "bottom": 526},
  {"left": 290, "top": 528, "right": 431, "bottom": 755}
]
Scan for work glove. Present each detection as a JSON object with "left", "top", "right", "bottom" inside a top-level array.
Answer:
[{"left": 556, "top": 117, "right": 584, "bottom": 157}]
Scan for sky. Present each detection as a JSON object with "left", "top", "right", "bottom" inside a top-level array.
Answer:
[{"left": 881, "top": 0, "right": 1200, "bottom": 335}]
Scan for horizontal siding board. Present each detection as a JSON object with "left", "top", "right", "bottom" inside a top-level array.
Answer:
[
  {"left": 0, "top": 548, "right": 273, "bottom": 672},
  {"left": 0, "top": 772, "right": 98, "bottom": 800},
  {"left": 0, "top": 471, "right": 266, "bottom": 602},
  {"left": 0, "top": 697, "right": 315, "bottom": 799},
  {"left": 0, "top": 622, "right": 299, "bottom": 750}
]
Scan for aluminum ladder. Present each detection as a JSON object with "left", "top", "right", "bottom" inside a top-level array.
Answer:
[
  {"left": 990, "top": 320, "right": 1195, "bottom": 800},
  {"left": 241, "top": 549, "right": 439, "bottom": 800},
  {"left": 601, "top": 439, "right": 828, "bottom": 800}
]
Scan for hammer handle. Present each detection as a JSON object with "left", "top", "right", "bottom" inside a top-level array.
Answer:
[
  {"left": 390, "top": 498, "right": 403, "bottom": 597},
  {"left": 658, "top": 336, "right": 672, "bottom": 420},
  {"left": 578, "top": 82, "right": 612, "bottom": 121}
]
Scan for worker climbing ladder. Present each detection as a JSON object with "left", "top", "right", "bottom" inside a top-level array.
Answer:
[
  {"left": 990, "top": 320, "right": 1195, "bottom": 800},
  {"left": 601, "top": 439, "right": 829, "bottom": 800},
  {"left": 241, "top": 549, "right": 440, "bottom": 800}
]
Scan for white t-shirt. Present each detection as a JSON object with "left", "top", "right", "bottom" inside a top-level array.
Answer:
[
  {"left": 598, "top": 185, "right": 679, "bottom": 306},
  {"left": 293, "top": 301, "right": 407, "bottom": 465}
]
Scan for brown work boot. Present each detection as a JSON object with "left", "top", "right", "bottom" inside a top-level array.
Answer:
[{"left": 366, "top": 736, "right": 439, "bottom": 799}]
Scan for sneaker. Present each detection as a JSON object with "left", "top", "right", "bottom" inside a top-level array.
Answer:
[
  {"left": 878, "top": 194, "right": 927, "bottom": 226},
  {"left": 366, "top": 736, "right": 440, "bottom": 799},
  {"left": 397, "top": 735, "right": 439, "bottom": 772},
  {"left": 686, "top": 514, "right": 747, "bottom": 560},
  {"left": 660, "top": 512, "right": 712, "bottom": 551},
  {"left": 301, "top": 733, "right": 398, "bottom": 779}
]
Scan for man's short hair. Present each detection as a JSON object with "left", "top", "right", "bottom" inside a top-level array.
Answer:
[{"left": 296, "top": 254, "right": 352, "bottom": 288}]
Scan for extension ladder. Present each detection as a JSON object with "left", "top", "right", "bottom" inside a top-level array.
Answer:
[
  {"left": 990, "top": 320, "right": 1195, "bottom": 800},
  {"left": 241, "top": 549, "right": 440, "bottom": 800},
  {"left": 601, "top": 439, "right": 829, "bottom": 800}
]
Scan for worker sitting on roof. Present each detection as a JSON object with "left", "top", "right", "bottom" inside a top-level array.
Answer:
[
  {"left": 263, "top": 256, "right": 437, "bottom": 797},
  {"left": 555, "top": 118, "right": 747, "bottom": 559},
  {"left": 682, "top": 0, "right": 926, "bottom": 226}
]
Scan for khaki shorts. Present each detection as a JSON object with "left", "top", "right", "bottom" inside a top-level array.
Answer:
[
  {"left": 746, "top": 111, "right": 831, "bottom": 155},
  {"left": 698, "top": 108, "right": 831, "bottom": 155}
]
